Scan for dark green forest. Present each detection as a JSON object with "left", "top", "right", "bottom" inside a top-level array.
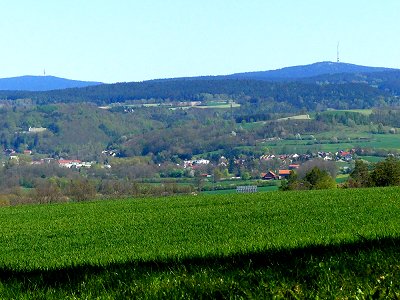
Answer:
[{"left": 0, "top": 75, "right": 398, "bottom": 110}]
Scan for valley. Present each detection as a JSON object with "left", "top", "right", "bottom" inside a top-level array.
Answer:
[{"left": 1, "top": 61, "right": 400, "bottom": 298}]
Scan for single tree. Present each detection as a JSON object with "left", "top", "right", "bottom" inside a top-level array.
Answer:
[
  {"left": 370, "top": 156, "right": 400, "bottom": 187},
  {"left": 349, "top": 160, "right": 371, "bottom": 187}
]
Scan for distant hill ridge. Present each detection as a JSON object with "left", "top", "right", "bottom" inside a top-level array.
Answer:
[
  {"left": 0, "top": 75, "right": 102, "bottom": 91},
  {"left": 153, "top": 61, "right": 396, "bottom": 82},
  {"left": 223, "top": 61, "right": 395, "bottom": 81},
  {"left": 1, "top": 62, "right": 397, "bottom": 92}
]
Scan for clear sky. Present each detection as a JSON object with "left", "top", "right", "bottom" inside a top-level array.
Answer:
[{"left": 0, "top": 0, "right": 399, "bottom": 83}]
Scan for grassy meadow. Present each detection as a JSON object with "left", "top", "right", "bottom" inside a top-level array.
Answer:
[
  {"left": 1, "top": 187, "right": 400, "bottom": 298},
  {"left": 262, "top": 130, "right": 400, "bottom": 154}
]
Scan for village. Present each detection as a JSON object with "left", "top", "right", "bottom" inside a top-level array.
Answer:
[{"left": 1, "top": 146, "right": 355, "bottom": 181}]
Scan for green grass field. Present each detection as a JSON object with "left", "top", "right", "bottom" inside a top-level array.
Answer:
[
  {"left": 320, "top": 109, "right": 374, "bottom": 116},
  {"left": 261, "top": 131, "right": 400, "bottom": 154},
  {"left": 1, "top": 187, "right": 400, "bottom": 298},
  {"left": 196, "top": 102, "right": 241, "bottom": 109},
  {"left": 335, "top": 174, "right": 349, "bottom": 183},
  {"left": 359, "top": 155, "right": 386, "bottom": 163},
  {"left": 277, "top": 114, "right": 311, "bottom": 121},
  {"left": 202, "top": 185, "right": 279, "bottom": 194}
]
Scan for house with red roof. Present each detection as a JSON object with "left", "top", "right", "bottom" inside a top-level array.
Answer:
[
  {"left": 278, "top": 169, "right": 291, "bottom": 179},
  {"left": 261, "top": 171, "right": 278, "bottom": 180},
  {"left": 58, "top": 159, "right": 82, "bottom": 168}
]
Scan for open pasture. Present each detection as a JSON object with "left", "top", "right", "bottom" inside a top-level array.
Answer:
[
  {"left": 262, "top": 131, "right": 400, "bottom": 154},
  {"left": 320, "top": 108, "right": 374, "bottom": 116},
  {"left": 276, "top": 114, "right": 311, "bottom": 121}
]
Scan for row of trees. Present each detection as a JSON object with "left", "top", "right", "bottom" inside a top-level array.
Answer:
[
  {"left": 8, "top": 177, "right": 195, "bottom": 206},
  {"left": 281, "top": 157, "right": 400, "bottom": 191},
  {"left": 315, "top": 109, "right": 400, "bottom": 132},
  {"left": 347, "top": 156, "right": 400, "bottom": 188}
]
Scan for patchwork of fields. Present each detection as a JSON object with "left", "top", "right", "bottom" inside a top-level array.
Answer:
[
  {"left": 1, "top": 187, "right": 400, "bottom": 298},
  {"left": 261, "top": 132, "right": 400, "bottom": 154}
]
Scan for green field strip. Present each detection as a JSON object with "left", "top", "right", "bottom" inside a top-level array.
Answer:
[{"left": 1, "top": 187, "right": 400, "bottom": 271}]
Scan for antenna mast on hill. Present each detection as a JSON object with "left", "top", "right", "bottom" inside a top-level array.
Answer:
[{"left": 337, "top": 42, "right": 340, "bottom": 63}]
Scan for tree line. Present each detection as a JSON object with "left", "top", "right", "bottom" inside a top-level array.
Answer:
[{"left": 281, "top": 156, "right": 400, "bottom": 191}]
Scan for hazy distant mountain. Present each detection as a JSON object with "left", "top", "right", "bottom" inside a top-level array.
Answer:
[
  {"left": 0, "top": 75, "right": 102, "bottom": 91},
  {"left": 1, "top": 61, "right": 399, "bottom": 108},
  {"left": 222, "top": 61, "right": 395, "bottom": 81}
]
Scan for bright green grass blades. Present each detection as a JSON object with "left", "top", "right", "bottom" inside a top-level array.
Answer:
[{"left": 0, "top": 187, "right": 400, "bottom": 271}]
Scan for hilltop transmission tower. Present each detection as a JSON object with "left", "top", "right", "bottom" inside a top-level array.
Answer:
[{"left": 337, "top": 42, "right": 340, "bottom": 63}]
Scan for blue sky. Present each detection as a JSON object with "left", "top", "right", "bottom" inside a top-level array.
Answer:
[{"left": 0, "top": 0, "right": 399, "bottom": 83}]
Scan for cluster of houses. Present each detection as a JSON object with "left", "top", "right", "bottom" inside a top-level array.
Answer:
[
  {"left": 170, "top": 149, "right": 355, "bottom": 180},
  {"left": 1, "top": 149, "right": 97, "bottom": 169},
  {"left": 31, "top": 159, "right": 95, "bottom": 168},
  {"left": 2, "top": 149, "right": 33, "bottom": 161},
  {"left": 183, "top": 159, "right": 210, "bottom": 169},
  {"left": 57, "top": 159, "right": 93, "bottom": 168},
  {"left": 260, "top": 150, "right": 354, "bottom": 163},
  {"left": 2, "top": 142, "right": 357, "bottom": 180},
  {"left": 258, "top": 150, "right": 356, "bottom": 181},
  {"left": 101, "top": 150, "right": 118, "bottom": 157}
]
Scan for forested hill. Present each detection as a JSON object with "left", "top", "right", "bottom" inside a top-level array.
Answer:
[
  {"left": 154, "top": 61, "right": 395, "bottom": 82},
  {"left": 0, "top": 62, "right": 399, "bottom": 111},
  {"left": 220, "top": 61, "right": 395, "bottom": 81},
  {"left": 0, "top": 79, "right": 397, "bottom": 111},
  {"left": 0, "top": 75, "right": 102, "bottom": 91},
  {"left": 299, "top": 69, "right": 400, "bottom": 94}
]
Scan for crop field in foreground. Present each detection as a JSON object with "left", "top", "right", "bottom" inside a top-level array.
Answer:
[{"left": 1, "top": 187, "right": 400, "bottom": 298}]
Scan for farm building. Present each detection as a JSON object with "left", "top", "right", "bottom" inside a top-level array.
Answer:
[
  {"left": 278, "top": 169, "right": 291, "bottom": 179},
  {"left": 261, "top": 171, "right": 278, "bottom": 180}
]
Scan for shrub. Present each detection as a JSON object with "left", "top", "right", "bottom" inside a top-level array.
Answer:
[
  {"left": 68, "top": 179, "right": 97, "bottom": 201},
  {"left": 33, "top": 180, "right": 65, "bottom": 204}
]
